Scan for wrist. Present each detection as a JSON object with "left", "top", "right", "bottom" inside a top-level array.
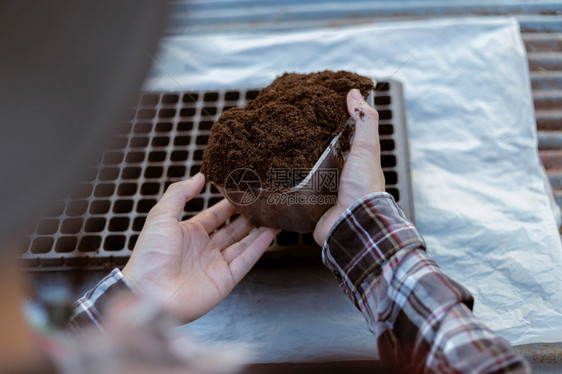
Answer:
[
  {"left": 314, "top": 191, "right": 390, "bottom": 246},
  {"left": 321, "top": 192, "right": 424, "bottom": 288},
  {"left": 313, "top": 205, "right": 344, "bottom": 246},
  {"left": 120, "top": 265, "right": 132, "bottom": 287}
]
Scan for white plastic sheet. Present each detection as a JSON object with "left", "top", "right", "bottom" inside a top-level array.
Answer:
[{"left": 145, "top": 17, "right": 562, "bottom": 349}]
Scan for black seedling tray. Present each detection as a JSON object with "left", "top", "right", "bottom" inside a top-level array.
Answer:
[{"left": 21, "top": 80, "right": 413, "bottom": 271}]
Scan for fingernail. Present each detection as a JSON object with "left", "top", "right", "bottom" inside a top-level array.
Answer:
[
  {"left": 192, "top": 172, "right": 204, "bottom": 180},
  {"left": 350, "top": 89, "right": 363, "bottom": 102}
]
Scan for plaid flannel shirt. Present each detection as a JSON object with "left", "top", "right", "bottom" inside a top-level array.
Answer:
[
  {"left": 323, "top": 192, "right": 531, "bottom": 373},
  {"left": 69, "top": 268, "right": 132, "bottom": 332},
  {"left": 70, "top": 192, "right": 531, "bottom": 373}
]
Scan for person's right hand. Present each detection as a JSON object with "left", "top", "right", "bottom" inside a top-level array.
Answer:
[
  {"left": 313, "top": 88, "right": 386, "bottom": 246},
  {"left": 122, "top": 174, "right": 278, "bottom": 323}
]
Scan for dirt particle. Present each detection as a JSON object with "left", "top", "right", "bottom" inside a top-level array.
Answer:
[{"left": 354, "top": 108, "right": 365, "bottom": 119}]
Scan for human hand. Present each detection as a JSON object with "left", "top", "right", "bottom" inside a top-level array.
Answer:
[
  {"left": 313, "top": 89, "right": 385, "bottom": 245},
  {"left": 122, "top": 173, "right": 278, "bottom": 323}
]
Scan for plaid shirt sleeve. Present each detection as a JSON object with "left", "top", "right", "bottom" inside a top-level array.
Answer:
[
  {"left": 323, "top": 192, "right": 532, "bottom": 374},
  {"left": 69, "top": 268, "right": 132, "bottom": 331}
]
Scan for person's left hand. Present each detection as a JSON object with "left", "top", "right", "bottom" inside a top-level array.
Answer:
[{"left": 122, "top": 173, "right": 278, "bottom": 323}]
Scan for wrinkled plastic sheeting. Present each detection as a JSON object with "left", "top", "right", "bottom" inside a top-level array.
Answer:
[
  {"left": 145, "top": 17, "right": 562, "bottom": 347},
  {"left": 179, "top": 265, "right": 379, "bottom": 363}
]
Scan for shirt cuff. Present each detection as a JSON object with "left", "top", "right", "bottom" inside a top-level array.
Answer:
[
  {"left": 69, "top": 268, "right": 132, "bottom": 331},
  {"left": 322, "top": 192, "right": 424, "bottom": 302}
]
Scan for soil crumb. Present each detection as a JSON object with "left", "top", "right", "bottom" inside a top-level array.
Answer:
[
  {"left": 355, "top": 108, "right": 365, "bottom": 119},
  {"left": 201, "top": 70, "right": 374, "bottom": 187}
]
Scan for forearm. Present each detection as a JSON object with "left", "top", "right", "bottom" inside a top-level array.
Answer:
[
  {"left": 323, "top": 192, "right": 531, "bottom": 373},
  {"left": 374, "top": 248, "right": 528, "bottom": 373}
]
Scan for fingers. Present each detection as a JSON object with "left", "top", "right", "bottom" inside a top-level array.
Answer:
[
  {"left": 313, "top": 205, "right": 340, "bottom": 247},
  {"left": 228, "top": 228, "right": 279, "bottom": 282},
  {"left": 147, "top": 173, "right": 206, "bottom": 222},
  {"left": 343, "top": 88, "right": 385, "bottom": 193},
  {"left": 346, "top": 89, "right": 380, "bottom": 157},
  {"left": 210, "top": 215, "right": 255, "bottom": 250},
  {"left": 191, "top": 199, "right": 237, "bottom": 234},
  {"left": 222, "top": 226, "right": 278, "bottom": 263}
]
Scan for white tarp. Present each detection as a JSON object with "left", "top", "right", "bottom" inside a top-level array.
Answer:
[{"left": 144, "top": 17, "right": 562, "bottom": 351}]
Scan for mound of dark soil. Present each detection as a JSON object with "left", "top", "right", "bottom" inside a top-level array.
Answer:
[{"left": 201, "top": 70, "right": 374, "bottom": 187}]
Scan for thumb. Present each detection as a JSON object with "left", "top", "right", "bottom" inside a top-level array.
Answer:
[
  {"left": 147, "top": 173, "right": 206, "bottom": 222},
  {"left": 346, "top": 89, "right": 380, "bottom": 156},
  {"left": 341, "top": 89, "right": 385, "bottom": 197}
]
